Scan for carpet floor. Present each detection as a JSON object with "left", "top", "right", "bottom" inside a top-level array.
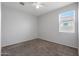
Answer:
[{"left": 1, "top": 39, "right": 78, "bottom": 56}]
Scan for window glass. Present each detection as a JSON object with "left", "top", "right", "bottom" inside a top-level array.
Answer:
[{"left": 59, "top": 10, "right": 75, "bottom": 33}]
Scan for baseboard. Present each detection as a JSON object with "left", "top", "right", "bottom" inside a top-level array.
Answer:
[
  {"left": 38, "top": 38, "right": 78, "bottom": 49},
  {"left": 1, "top": 38, "right": 78, "bottom": 50},
  {"left": 1, "top": 38, "right": 38, "bottom": 48}
]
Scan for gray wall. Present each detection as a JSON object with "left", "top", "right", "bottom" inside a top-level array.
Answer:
[
  {"left": 0, "top": 2, "right": 1, "bottom": 55},
  {"left": 1, "top": 5, "right": 37, "bottom": 47},
  {"left": 78, "top": 2, "right": 79, "bottom": 55},
  {"left": 38, "top": 3, "right": 78, "bottom": 48}
]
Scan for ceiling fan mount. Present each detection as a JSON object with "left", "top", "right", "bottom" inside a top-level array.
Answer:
[{"left": 19, "top": 2, "right": 45, "bottom": 9}]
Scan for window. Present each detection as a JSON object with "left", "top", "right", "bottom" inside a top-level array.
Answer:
[{"left": 59, "top": 10, "right": 75, "bottom": 33}]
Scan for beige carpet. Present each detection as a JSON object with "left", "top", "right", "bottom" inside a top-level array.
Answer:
[{"left": 1, "top": 39, "right": 78, "bottom": 56}]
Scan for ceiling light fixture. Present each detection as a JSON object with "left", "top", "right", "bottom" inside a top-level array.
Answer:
[
  {"left": 33, "top": 2, "right": 43, "bottom": 9},
  {"left": 19, "top": 2, "right": 44, "bottom": 9}
]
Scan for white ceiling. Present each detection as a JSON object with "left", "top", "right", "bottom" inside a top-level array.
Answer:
[{"left": 2, "top": 2, "right": 74, "bottom": 16}]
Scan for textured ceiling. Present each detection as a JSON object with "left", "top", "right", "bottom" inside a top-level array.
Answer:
[{"left": 2, "top": 2, "right": 74, "bottom": 16}]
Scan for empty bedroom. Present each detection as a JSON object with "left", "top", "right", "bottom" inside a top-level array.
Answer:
[{"left": 1, "top": 2, "right": 78, "bottom": 56}]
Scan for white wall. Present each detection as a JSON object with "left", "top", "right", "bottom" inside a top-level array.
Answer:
[
  {"left": 0, "top": 2, "right": 1, "bottom": 55},
  {"left": 78, "top": 2, "right": 79, "bottom": 55},
  {"left": 1, "top": 5, "right": 37, "bottom": 47},
  {"left": 38, "top": 3, "right": 78, "bottom": 48}
]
